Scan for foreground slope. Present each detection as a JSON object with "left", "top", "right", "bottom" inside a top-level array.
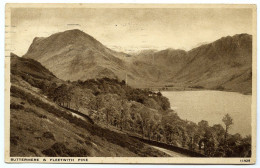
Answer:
[
  {"left": 10, "top": 55, "right": 251, "bottom": 157},
  {"left": 10, "top": 55, "right": 169, "bottom": 157}
]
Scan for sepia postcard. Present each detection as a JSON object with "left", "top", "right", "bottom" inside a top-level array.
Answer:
[{"left": 5, "top": 3, "right": 257, "bottom": 164}]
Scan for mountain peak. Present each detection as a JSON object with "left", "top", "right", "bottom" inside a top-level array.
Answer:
[
  {"left": 218, "top": 33, "right": 252, "bottom": 42},
  {"left": 10, "top": 52, "right": 19, "bottom": 57},
  {"left": 23, "top": 29, "right": 126, "bottom": 82},
  {"left": 233, "top": 33, "right": 251, "bottom": 38},
  {"left": 61, "top": 29, "right": 86, "bottom": 36},
  {"left": 32, "top": 37, "right": 45, "bottom": 43},
  {"left": 65, "top": 29, "right": 83, "bottom": 33},
  {"left": 189, "top": 33, "right": 252, "bottom": 53},
  {"left": 53, "top": 29, "right": 89, "bottom": 40},
  {"left": 24, "top": 29, "right": 105, "bottom": 59}
]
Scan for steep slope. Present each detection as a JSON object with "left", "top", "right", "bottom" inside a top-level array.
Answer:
[
  {"left": 11, "top": 53, "right": 56, "bottom": 80},
  {"left": 132, "top": 34, "right": 252, "bottom": 93},
  {"left": 133, "top": 49, "right": 187, "bottom": 68},
  {"left": 128, "top": 49, "right": 188, "bottom": 87},
  {"left": 23, "top": 29, "right": 128, "bottom": 81},
  {"left": 171, "top": 34, "right": 252, "bottom": 94},
  {"left": 10, "top": 54, "right": 169, "bottom": 157}
]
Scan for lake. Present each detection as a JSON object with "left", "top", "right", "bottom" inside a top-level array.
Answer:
[{"left": 161, "top": 91, "right": 252, "bottom": 137}]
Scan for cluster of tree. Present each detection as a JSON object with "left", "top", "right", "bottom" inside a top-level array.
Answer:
[
  {"left": 19, "top": 75, "right": 251, "bottom": 157},
  {"left": 71, "top": 78, "right": 171, "bottom": 111}
]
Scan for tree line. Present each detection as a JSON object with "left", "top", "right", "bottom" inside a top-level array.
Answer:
[{"left": 21, "top": 75, "right": 251, "bottom": 157}]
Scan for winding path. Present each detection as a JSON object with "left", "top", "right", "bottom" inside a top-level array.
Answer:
[{"left": 150, "top": 145, "right": 187, "bottom": 157}]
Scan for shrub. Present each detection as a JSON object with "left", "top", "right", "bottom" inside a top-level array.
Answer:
[
  {"left": 28, "top": 147, "right": 37, "bottom": 155},
  {"left": 51, "top": 142, "right": 70, "bottom": 156},
  {"left": 190, "top": 85, "right": 204, "bottom": 89},
  {"left": 42, "top": 132, "right": 55, "bottom": 141},
  {"left": 72, "top": 147, "right": 90, "bottom": 156},
  {"left": 84, "top": 140, "right": 92, "bottom": 146},
  {"left": 10, "top": 136, "right": 19, "bottom": 146},
  {"left": 10, "top": 103, "right": 24, "bottom": 110},
  {"left": 42, "top": 148, "right": 57, "bottom": 157},
  {"left": 216, "top": 86, "right": 225, "bottom": 91},
  {"left": 38, "top": 114, "right": 47, "bottom": 119},
  {"left": 24, "top": 107, "right": 47, "bottom": 119},
  {"left": 42, "top": 142, "right": 89, "bottom": 157}
]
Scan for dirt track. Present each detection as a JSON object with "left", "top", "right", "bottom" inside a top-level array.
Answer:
[{"left": 150, "top": 145, "right": 188, "bottom": 157}]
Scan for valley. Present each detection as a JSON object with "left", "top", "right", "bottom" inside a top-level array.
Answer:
[
  {"left": 23, "top": 29, "right": 252, "bottom": 94},
  {"left": 9, "top": 29, "right": 253, "bottom": 158}
]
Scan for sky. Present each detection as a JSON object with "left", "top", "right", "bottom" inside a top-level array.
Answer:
[{"left": 10, "top": 7, "right": 253, "bottom": 56}]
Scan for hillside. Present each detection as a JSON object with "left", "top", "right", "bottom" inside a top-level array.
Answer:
[
  {"left": 129, "top": 49, "right": 188, "bottom": 87},
  {"left": 11, "top": 53, "right": 56, "bottom": 80},
  {"left": 172, "top": 34, "right": 252, "bottom": 94},
  {"left": 132, "top": 34, "right": 252, "bottom": 94},
  {"left": 10, "top": 55, "right": 251, "bottom": 157},
  {"left": 10, "top": 55, "right": 169, "bottom": 157},
  {"left": 23, "top": 29, "right": 252, "bottom": 94},
  {"left": 23, "top": 29, "right": 129, "bottom": 81}
]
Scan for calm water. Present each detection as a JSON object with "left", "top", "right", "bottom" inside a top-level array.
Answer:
[{"left": 162, "top": 91, "right": 252, "bottom": 137}]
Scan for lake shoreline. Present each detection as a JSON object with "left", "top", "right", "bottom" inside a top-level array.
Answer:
[
  {"left": 158, "top": 87, "right": 252, "bottom": 96},
  {"left": 161, "top": 90, "right": 252, "bottom": 137}
]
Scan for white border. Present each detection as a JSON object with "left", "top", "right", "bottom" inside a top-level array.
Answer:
[{"left": 1, "top": 0, "right": 259, "bottom": 167}]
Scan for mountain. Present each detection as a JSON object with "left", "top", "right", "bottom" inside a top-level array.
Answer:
[
  {"left": 23, "top": 29, "right": 252, "bottom": 94},
  {"left": 171, "top": 34, "right": 252, "bottom": 94},
  {"left": 131, "top": 34, "right": 252, "bottom": 94},
  {"left": 23, "top": 29, "right": 160, "bottom": 87},
  {"left": 23, "top": 29, "right": 128, "bottom": 81},
  {"left": 130, "top": 49, "right": 188, "bottom": 84}
]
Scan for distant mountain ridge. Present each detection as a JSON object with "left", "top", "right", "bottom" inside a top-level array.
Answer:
[
  {"left": 23, "top": 29, "right": 252, "bottom": 94},
  {"left": 130, "top": 33, "right": 252, "bottom": 94},
  {"left": 172, "top": 33, "right": 252, "bottom": 94}
]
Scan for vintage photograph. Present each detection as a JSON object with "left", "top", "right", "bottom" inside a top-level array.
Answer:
[{"left": 5, "top": 4, "right": 256, "bottom": 164}]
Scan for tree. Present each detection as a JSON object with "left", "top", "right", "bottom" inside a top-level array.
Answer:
[
  {"left": 119, "top": 101, "right": 130, "bottom": 130},
  {"left": 47, "top": 82, "right": 57, "bottom": 99},
  {"left": 211, "top": 124, "right": 225, "bottom": 144},
  {"left": 147, "top": 118, "right": 156, "bottom": 140},
  {"left": 53, "top": 84, "right": 68, "bottom": 106},
  {"left": 139, "top": 108, "right": 152, "bottom": 138},
  {"left": 203, "top": 128, "right": 217, "bottom": 156},
  {"left": 105, "top": 105, "right": 116, "bottom": 127},
  {"left": 186, "top": 122, "right": 197, "bottom": 150},
  {"left": 163, "top": 123, "right": 174, "bottom": 144},
  {"left": 135, "top": 113, "right": 144, "bottom": 137},
  {"left": 198, "top": 120, "right": 209, "bottom": 130},
  {"left": 222, "top": 113, "right": 233, "bottom": 144}
]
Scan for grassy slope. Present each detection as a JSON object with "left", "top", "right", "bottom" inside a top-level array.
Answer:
[{"left": 10, "top": 75, "right": 168, "bottom": 157}]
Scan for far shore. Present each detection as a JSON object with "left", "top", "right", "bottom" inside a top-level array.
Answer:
[{"left": 137, "top": 86, "right": 252, "bottom": 95}]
